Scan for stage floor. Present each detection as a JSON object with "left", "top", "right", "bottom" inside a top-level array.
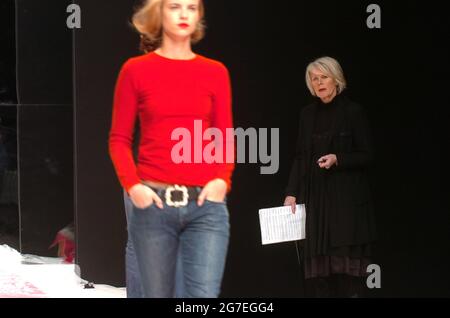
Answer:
[{"left": 0, "top": 245, "right": 126, "bottom": 298}]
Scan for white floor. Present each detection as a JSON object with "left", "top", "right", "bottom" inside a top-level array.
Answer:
[{"left": 0, "top": 245, "right": 126, "bottom": 298}]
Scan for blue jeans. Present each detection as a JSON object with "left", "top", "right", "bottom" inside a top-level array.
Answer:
[
  {"left": 123, "top": 192, "right": 187, "bottom": 298},
  {"left": 123, "top": 191, "right": 144, "bottom": 298},
  {"left": 125, "top": 194, "right": 230, "bottom": 298},
  {"left": 124, "top": 192, "right": 187, "bottom": 298}
]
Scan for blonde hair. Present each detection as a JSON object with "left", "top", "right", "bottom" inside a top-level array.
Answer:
[
  {"left": 305, "top": 56, "right": 347, "bottom": 96},
  {"left": 132, "top": 0, "right": 205, "bottom": 53}
]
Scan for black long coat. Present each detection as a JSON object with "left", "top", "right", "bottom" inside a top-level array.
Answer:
[{"left": 286, "top": 94, "right": 377, "bottom": 248}]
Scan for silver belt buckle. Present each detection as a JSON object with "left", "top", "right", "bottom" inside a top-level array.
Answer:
[{"left": 165, "top": 185, "right": 189, "bottom": 207}]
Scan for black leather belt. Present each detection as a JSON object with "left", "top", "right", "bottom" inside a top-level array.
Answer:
[{"left": 143, "top": 184, "right": 201, "bottom": 208}]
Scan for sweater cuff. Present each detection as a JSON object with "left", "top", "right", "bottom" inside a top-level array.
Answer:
[
  {"left": 285, "top": 190, "right": 297, "bottom": 198},
  {"left": 123, "top": 176, "right": 142, "bottom": 194},
  {"left": 334, "top": 153, "right": 344, "bottom": 170}
]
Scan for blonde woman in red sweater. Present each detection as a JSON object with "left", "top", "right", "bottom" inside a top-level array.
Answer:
[{"left": 109, "top": 0, "right": 234, "bottom": 298}]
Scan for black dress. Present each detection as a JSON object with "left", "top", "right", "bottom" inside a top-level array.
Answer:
[
  {"left": 304, "top": 97, "right": 371, "bottom": 279},
  {"left": 286, "top": 94, "right": 376, "bottom": 281}
]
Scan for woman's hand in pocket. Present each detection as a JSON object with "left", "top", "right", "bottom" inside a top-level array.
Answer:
[
  {"left": 197, "top": 178, "right": 227, "bottom": 206},
  {"left": 128, "top": 183, "right": 163, "bottom": 209}
]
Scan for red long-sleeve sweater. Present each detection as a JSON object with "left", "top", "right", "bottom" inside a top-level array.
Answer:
[{"left": 109, "top": 52, "right": 235, "bottom": 192}]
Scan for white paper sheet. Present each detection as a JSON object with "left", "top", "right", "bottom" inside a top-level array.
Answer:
[{"left": 258, "top": 205, "right": 306, "bottom": 245}]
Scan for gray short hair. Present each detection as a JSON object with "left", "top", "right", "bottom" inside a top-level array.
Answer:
[{"left": 305, "top": 56, "right": 347, "bottom": 96}]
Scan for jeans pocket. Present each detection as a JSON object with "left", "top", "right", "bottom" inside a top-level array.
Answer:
[
  {"left": 132, "top": 202, "right": 156, "bottom": 212},
  {"left": 204, "top": 198, "right": 227, "bottom": 205}
]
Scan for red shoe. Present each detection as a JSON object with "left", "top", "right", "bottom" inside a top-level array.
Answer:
[{"left": 50, "top": 223, "right": 75, "bottom": 263}]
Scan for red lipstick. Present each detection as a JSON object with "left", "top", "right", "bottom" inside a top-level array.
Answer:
[{"left": 178, "top": 23, "right": 189, "bottom": 28}]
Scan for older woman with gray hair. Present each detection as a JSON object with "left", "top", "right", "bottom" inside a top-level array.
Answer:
[{"left": 284, "top": 56, "right": 377, "bottom": 297}]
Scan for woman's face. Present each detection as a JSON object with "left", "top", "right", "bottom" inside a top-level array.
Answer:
[
  {"left": 161, "top": 0, "right": 201, "bottom": 41},
  {"left": 309, "top": 68, "right": 337, "bottom": 102}
]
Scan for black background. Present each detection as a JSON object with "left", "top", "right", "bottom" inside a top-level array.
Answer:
[
  {"left": 0, "top": 0, "right": 73, "bottom": 256},
  {"left": 2, "top": 0, "right": 448, "bottom": 297},
  {"left": 16, "top": 0, "right": 74, "bottom": 256}
]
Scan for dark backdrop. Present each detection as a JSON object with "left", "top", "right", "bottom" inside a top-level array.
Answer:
[
  {"left": 16, "top": 0, "right": 74, "bottom": 256},
  {"left": 0, "top": 0, "right": 19, "bottom": 250},
  {"left": 74, "top": 0, "right": 450, "bottom": 297},
  {"left": 0, "top": 0, "right": 73, "bottom": 257}
]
